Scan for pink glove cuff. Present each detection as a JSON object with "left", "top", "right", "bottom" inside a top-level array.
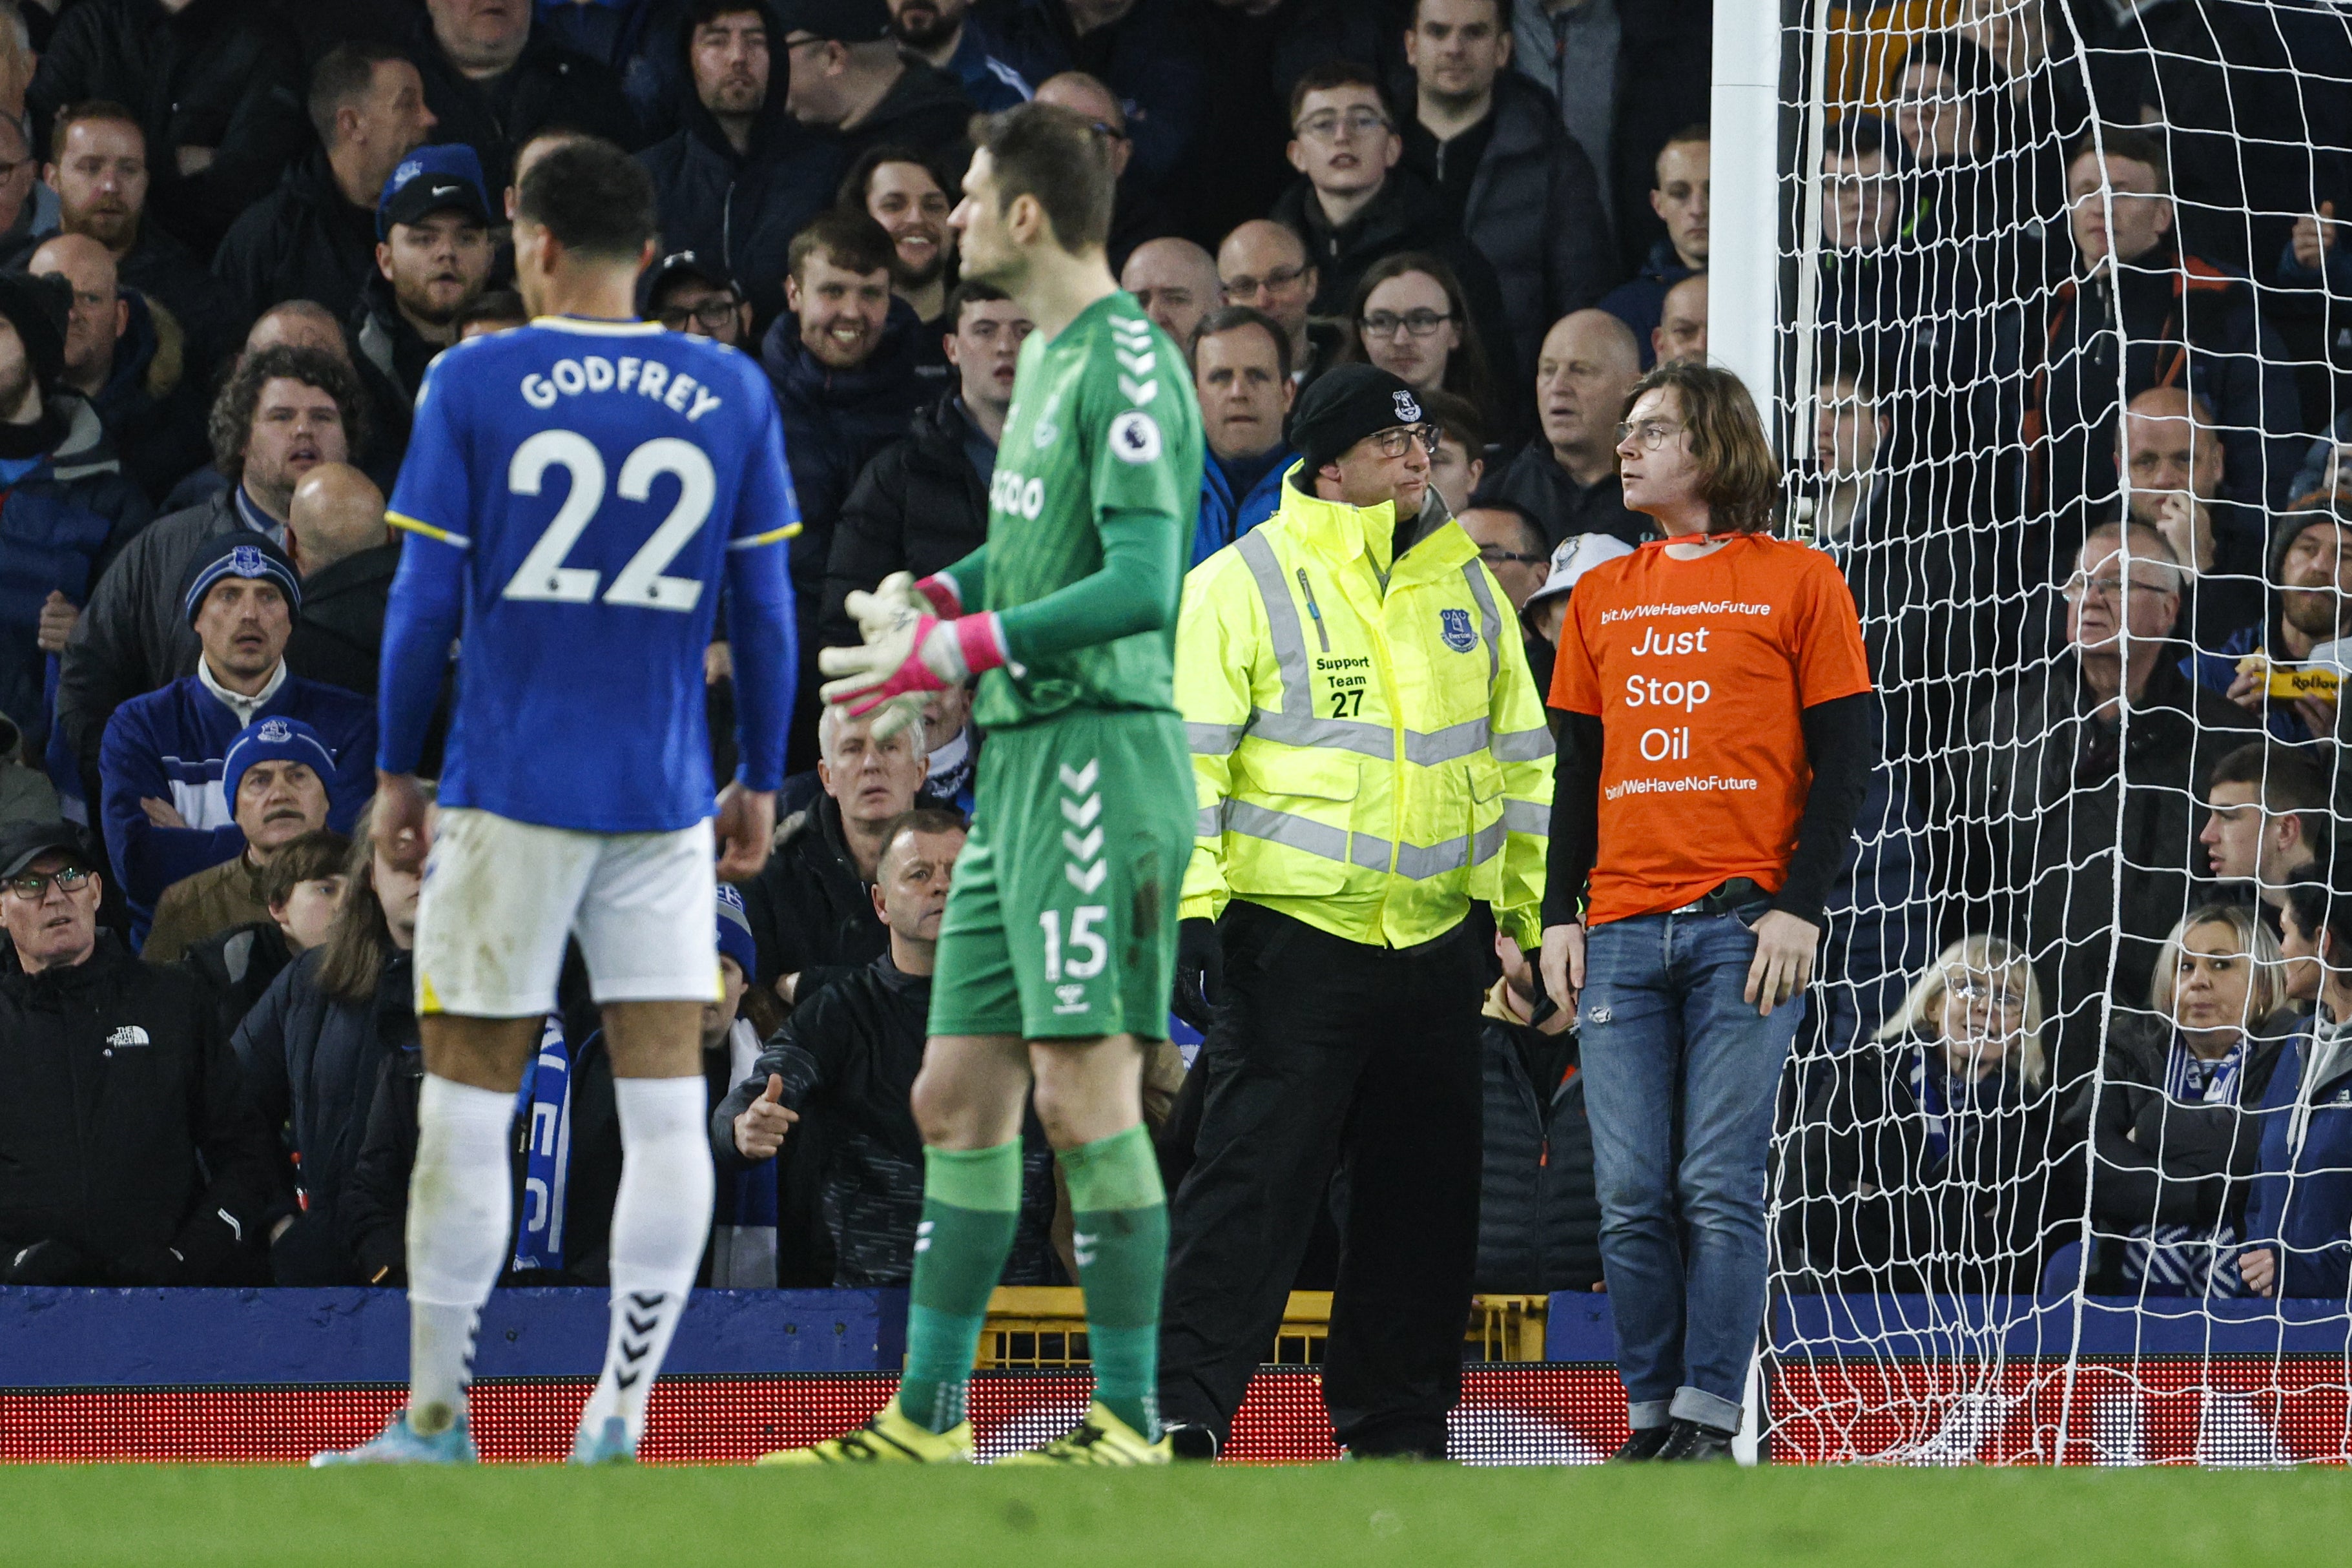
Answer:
[
  {"left": 914, "top": 573, "right": 961, "bottom": 618},
  {"left": 953, "top": 612, "right": 1009, "bottom": 676}
]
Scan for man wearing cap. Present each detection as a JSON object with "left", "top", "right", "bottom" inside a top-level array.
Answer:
[
  {"left": 643, "top": 250, "right": 752, "bottom": 350},
  {"left": 355, "top": 145, "right": 495, "bottom": 406},
  {"left": 776, "top": 0, "right": 976, "bottom": 177},
  {"left": 637, "top": 1, "right": 844, "bottom": 335},
  {"left": 140, "top": 715, "right": 340, "bottom": 964},
  {"left": 97, "top": 534, "right": 373, "bottom": 945},
  {"left": 0, "top": 818, "right": 278, "bottom": 1286},
  {"left": 55, "top": 344, "right": 366, "bottom": 788},
  {"left": 0, "top": 267, "right": 146, "bottom": 744},
  {"left": 1160, "top": 362, "right": 1553, "bottom": 1460}
]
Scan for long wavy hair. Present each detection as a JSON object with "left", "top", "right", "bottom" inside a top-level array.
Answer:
[{"left": 314, "top": 787, "right": 429, "bottom": 1006}]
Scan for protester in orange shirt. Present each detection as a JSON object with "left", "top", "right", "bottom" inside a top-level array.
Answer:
[{"left": 1540, "top": 361, "right": 1873, "bottom": 1462}]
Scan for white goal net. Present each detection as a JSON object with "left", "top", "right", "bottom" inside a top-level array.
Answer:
[{"left": 1764, "top": 0, "right": 2352, "bottom": 1464}]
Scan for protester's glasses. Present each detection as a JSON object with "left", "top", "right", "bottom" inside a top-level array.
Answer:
[
  {"left": 4, "top": 867, "right": 90, "bottom": 900},
  {"left": 1614, "top": 419, "right": 1686, "bottom": 451},
  {"left": 1295, "top": 108, "right": 1392, "bottom": 142},
  {"left": 1222, "top": 263, "right": 1308, "bottom": 300},
  {"left": 659, "top": 298, "right": 743, "bottom": 333},
  {"left": 1359, "top": 309, "right": 1452, "bottom": 340},
  {"left": 1372, "top": 425, "right": 1441, "bottom": 459}
]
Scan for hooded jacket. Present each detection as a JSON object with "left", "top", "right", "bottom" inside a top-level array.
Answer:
[
  {"left": 834, "top": 56, "right": 977, "bottom": 181},
  {"left": 0, "top": 420, "right": 142, "bottom": 737},
  {"left": 409, "top": 11, "right": 644, "bottom": 194},
  {"left": 177, "top": 916, "right": 291, "bottom": 1040},
  {"left": 1595, "top": 236, "right": 1697, "bottom": 369},
  {"left": 2242, "top": 1013, "right": 2352, "bottom": 1298},
  {"left": 821, "top": 393, "right": 992, "bottom": 648},
  {"left": 1473, "top": 989, "right": 1600, "bottom": 1294},
  {"left": 90, "top": 289, "right": 211, "bottom": 504},
  {"left": 982, "top": 0, "right": 1205, "bottom": 193},
  {"left": 1270, "top": 168, "right": 1522, "bottom": 387},
  {"left": 26, "top": 0, "right": 310, "bottom": 256},
  {"left": 0, "top": 931, "right": 276, "bottom": 1283},
  {"left": 211, "top": 145, "right": 384, "bottom": 327},
  {"left": 634, "top": 0, "right": 845, "bottom": 332}
]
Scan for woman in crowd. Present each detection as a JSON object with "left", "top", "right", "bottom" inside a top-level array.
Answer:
[
  {"left": 1784, "top": 935, "right": 2072, "bottom": 1293},
  {"left": 232, "top": 792, "right": 424, "bottom": 1285},
  {"left": 2080, "top": 905, "right": 2296, "bottom": 1296},
  {"left": 1338, "top": 253, "right": 1497, "bottom": 422}
]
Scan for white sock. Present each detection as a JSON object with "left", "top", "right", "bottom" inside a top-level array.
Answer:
[
  {"left": 405, "top": 1073, "right": 518, "bottom": 1433},
  {"left": 576, "top": 1075, "right": 715, "bottom": 1451}
]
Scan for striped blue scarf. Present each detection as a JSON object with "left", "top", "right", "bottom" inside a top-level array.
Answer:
[
  {"left": 511, "top": 1016, "right": 573, "bottom": 1274},
  {"left": 2123, "top": 1034, "right": 2253, "bottom": 1298}
]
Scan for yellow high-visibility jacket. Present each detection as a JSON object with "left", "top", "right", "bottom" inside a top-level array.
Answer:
[{"left": 1175, "top": 471, "right": 1553, "bottom": 950}]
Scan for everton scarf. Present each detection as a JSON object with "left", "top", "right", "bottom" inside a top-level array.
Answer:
[
  {"left": 2123, "top": 1033, "right": 2255, "bottom": 1297},
  {"left": 708, "top": 1018, "right": 780, "bottom": 1287},
  {"left": 511, "top": 1015, "right": 573, "bottom": 1274}
]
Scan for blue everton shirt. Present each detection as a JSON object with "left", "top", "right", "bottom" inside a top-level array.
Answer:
[{"left": 379, "top": 318, "right": 800, "bottom": 833}]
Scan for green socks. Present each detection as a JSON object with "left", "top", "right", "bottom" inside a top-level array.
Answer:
[
  {"left": 1060, "top": 1125, "right": 1169, "bottom": 1441},
  {"left": 900, "top": 1141, "right": 1023, "bottom": 1434},
  {"left": 897, "top": 1128, "right": 1169, "bottom": 1441}
]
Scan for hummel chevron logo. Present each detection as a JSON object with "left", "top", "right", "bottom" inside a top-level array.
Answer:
[
  {"left": 1073, "top": 1230, "right": 1099, "bottom": 1267},
  {"left": 625, "top": 1312, "right": 659, "bottom": 1337},
  {"left": 1060, "top": 794, "right": 1102, "bottom": 827},
  {"left": 616, "top": 1368, "right": 643, "bottom": 1390},
  {"left": 1119, "top": 377, "right": 1160, "bottom": 405},
  {"left": 1059, "top": 760, "right": 1099, "bottom": 792},
  {"left": 1063, "top": 827, "right": 1102, "bottom": 860},
  {"left": 1115, "top": 350, "right": 1155, "bottom": 375},
  {"left": 1066, "top": 861, "right": 1108, "bottom": 893}
]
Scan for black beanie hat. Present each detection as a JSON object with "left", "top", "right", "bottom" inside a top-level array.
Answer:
[
  {"left": 0, "top": 270, "right": 71, "bottom": 391},
  {"left": 1289, "top": 364, "right": 1429, "bottom": 471}
]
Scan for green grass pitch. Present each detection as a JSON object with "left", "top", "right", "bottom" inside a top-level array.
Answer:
[{"left": 1, "top": 1463, "right": 2342, "bottom": 1567}]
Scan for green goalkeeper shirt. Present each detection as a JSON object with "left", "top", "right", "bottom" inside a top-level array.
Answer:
[{"left": 938, "top": 291, "right": 1202, "bottom": 732}]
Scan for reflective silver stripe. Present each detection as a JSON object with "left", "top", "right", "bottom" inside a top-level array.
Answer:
[
  {"left": 1490, "top": 725, "right": 1556, "bottom": 763},
  {"left": 1350, "top": 834, "right": 1394, "bottom": 872},
  {"left": 1235, "top": 530, "right": 1311, "bottom": 712},
  {"left": 1250, "top": 706, "right": 1394, "bottom": 759},
  {"left": 1404, "top": 716, "right": 1492, "bottom": 765},
  {"left": 1195, "top": 804, "right": 1226, "bottom": 838},
  {"left": 1188, "top": 721, "right": 1246, "bottom": 756},
  {"left": 1224, "top": 799, "right": 1352, "bottom": 862},
  {"left": 1394, "top": 834, "right": 1474, "bottom": 880},
  {"left": 1501, "top": 798, "right": 1549, "bottom": 836},
  {"left": 1462, "top": 561, "right": 1501, "bottom": 688}
]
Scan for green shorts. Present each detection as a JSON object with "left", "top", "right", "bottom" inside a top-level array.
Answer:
[{"left": 929, "top": 707, "right": 1191, "bottom": 1042}]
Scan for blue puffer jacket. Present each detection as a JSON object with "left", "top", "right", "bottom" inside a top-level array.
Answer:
[
  {"left": 2242, "top": 1018, "right": 2352, "bottom": 1299},
  {"left": 1193, "top": 448, "right": 1293, "bottom": 566},
  {"left": 0, "top": 455, "right": 130, "bottom": 738}
]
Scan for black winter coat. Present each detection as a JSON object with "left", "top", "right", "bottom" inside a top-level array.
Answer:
[
  {"left": 56, "top": 488, "right": 240, "bottom": 779},
  {"left": 26, "top": 0, "right": 310, "bottom": 256},
  {"left": 0, "top": 933, "right": 276, "bottom": 1283},
  {"left": 340, "top": 1035, "right": 623, "bottom": 1288},
  {"left": 1489, "top": 438, "right": 1651, "bottom": 550},
  {"left": 177, "top": 918, "right": 292, "bottom": 1041},
  {"left": 820, "top": 394, "right": 991, "bottom": 648},
  {"left": 286, "top": 542, "right": 398, "bottom": 699},
  {"left": 731, "top": 794, "right": 886, "bottom": 998},
  {"left": 1473, "top": 1015, "right": 1602, "bottom": 1294},
  {"left": 231, "top": 945, "right": 418, "bottom": 1284},
  {"left": 711, "top": 954, "right": 1059, "bottom": 1288},
  {"left": 211, "top": 147, "right": 383, "bottom": 327},
  {"left": 1782, "top": 1035, "right": 2078, "bottom": 1295},
  {"left": 409, "top": 16, "right": 644, "bottom": 192}
]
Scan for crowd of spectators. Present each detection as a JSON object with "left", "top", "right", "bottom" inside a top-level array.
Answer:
[{"left": 2, "top": 0, "right": 2351, "bottom": 1337}]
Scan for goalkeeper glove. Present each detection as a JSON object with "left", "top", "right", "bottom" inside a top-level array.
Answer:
[{"left": 818, "top": 611, "right": 1009, "bottom": 725}]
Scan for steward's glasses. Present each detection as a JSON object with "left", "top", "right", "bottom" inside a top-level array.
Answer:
[
  {"left": 1295, "top": 108, "right": 1392, "bottom": 142},
  {"left": 1614, "top": 418, "right": 1685, "bottom": 450},
  {"left": 1360, "top": 309, "right": 1452, "bottom": 340},
  {"left": 659, "top": 296, "right": 743, "bottom": 332},
  {"left": 1371, "top": 424, "right": 1440, "bottom": 459},
  {"left": 1223, "top": 263, "right": 1308, "bottom": 300},
  {"left": 4, "top": 866, "right": 90, "bottom": 900}
]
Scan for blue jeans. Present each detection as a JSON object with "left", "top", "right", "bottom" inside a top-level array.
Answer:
[{"left": 1580, "top": 905, "right": 1804, "bottom": 1432}]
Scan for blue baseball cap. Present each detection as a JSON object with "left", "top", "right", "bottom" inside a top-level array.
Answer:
[
  {"left": 716, "top": 884, "right": 758, "bottom": 978},
  {"left": 180, "top": 533, "right": 302, "bottom": 626},
  {"left": 223, "top": 716, "right": 337, "bottom": 806},
  {"left": 378, "top": 144, "right": 493, "bottom": 240}
]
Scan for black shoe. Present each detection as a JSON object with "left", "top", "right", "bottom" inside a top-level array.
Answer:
[
  {"left": 1611, "top": 1426, "right": 1673, "bottom": 1462},
  {"left": 1655, "top": 1419, "right": 1737, "bottom": 1462},
  {"left": 1163, "top": 1423, "right": 1220, "bottom": 1462}
]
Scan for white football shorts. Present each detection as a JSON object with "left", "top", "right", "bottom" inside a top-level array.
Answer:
[{"left": 414, "top": 807, "right": 720, "bottom": 1016}]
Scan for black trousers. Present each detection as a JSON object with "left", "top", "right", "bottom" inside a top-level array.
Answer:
[{"left": 1158, "top": 901, "right": 1484, "bottom": 1457}]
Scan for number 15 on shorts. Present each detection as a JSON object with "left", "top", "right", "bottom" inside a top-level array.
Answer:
[{"left": 1039, "top": 907, "right": 1110, "bottom": 988}]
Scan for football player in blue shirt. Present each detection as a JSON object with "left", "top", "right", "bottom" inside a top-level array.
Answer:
[{"left": 313, "top": 139, "right": 798, "bottom": 1467}]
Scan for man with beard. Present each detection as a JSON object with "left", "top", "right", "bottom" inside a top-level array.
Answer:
[
  {"left": 638, "top": 0, "right": 845, "bottom": 334},
  {"left": 840, "top": 145, "right": 956, "bottom": 386},
  {"left": 887, "top": 0, "right": 1024, "bottom": 113},
  {"left": 56, "top": 346, "right": 364, "bottom": 787},
  {"left": 354, "top": 145, "right": 494, "bottom": 407},
  {"left": 6, "top": 104, "right": 242, "bottom": 389},
  {"left": 2190, "top": 500, "right": 2352, "bottom": 747},
  {"left": 33, "top": 229, "right": 207, "bottom": 504}
]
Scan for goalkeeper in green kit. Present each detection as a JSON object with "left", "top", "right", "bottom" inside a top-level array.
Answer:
[{"left": 758, "top": 101, "right": 1202, "bottom": 1467}]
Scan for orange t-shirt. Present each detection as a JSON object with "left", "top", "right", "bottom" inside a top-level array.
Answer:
[{"left": 1549, "top": 533, "right": 1872, "bottom": 925}]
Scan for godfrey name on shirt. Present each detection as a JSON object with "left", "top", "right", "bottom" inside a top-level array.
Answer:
[{"left": 519, "top": 356, "right": 724, "bottom": 421}]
